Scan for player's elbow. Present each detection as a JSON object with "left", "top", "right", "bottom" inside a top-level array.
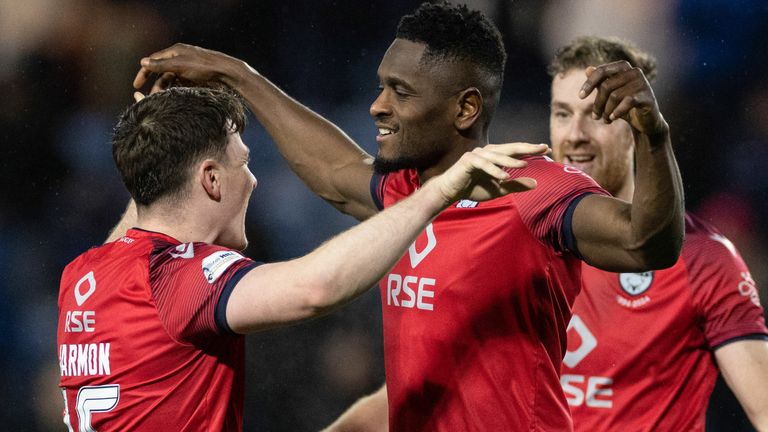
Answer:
[
  {"left": 631, "top": 232, "right": 682, "bottom": 270},
  {"left": 299, "top": 275, "right": 343, "bottom": 317}
]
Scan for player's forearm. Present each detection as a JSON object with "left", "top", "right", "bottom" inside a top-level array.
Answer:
[
  {"left": 299, "top": 181, "right": 447, "bottom": 313},
  {"left": 221, "top": 61, "right": 372, "bottom": 205},
  {"left": 628, "top": 125, "right": 684, "bottom": 268},
  {"left": 104, "top": 200, "right": 137, "bottom": 243}
]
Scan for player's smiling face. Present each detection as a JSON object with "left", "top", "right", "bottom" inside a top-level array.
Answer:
[
  {"left": 550, "top": 69, "right": 635, "bottom": 196},
  {"left": 216, "top": 131, "right": 256, "bottom": 251},
  {"left": 370, "top": 39, "right": 458, "bottom": 174}
]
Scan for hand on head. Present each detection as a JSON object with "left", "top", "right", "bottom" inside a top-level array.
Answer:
[
  {"left": 133, "top": 44, "right": 239, "bottom": 97},
  {"left": 579, "top": 61, "right": 666, "bottom": 136}
]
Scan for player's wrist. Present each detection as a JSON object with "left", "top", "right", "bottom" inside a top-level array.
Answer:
[
  {"left": 417, "top": 179, "right": 454, "bottom": 215},
  {"left": 642, "top": 117, "right": 670, "bottom": 149},
  {"left": 220, "top": 59, "right": 258, "bottom": 89}
]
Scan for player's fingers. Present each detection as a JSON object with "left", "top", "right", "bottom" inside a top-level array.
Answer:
[
  {"left": 608, "top": 96, "right": 636, "bottom": 122},
  {"left": 499, "top": 176, "right": 537, "bottom": 193},
  {"left": 144, "top": 44, "right": 185, "bottom": 63},
  {"left": 600, "top": 86, "right": 629, "bottom": 123},
  {"left": 463, "top": 152, "right": 511, "bottom": 181},
  {"left": 133, "top": 91, "right": 146, "bottom": 103},
  {"left": 133, "top": 66, "right": 153, "bottom": 89},
  {"left": 483, "top": 143, "right": 550, "bottom": 158},
  {"left": 591, "top": 74, "right": 628, "bottom": 120},
  {"left": 151, "top": 72, "right": 176, "bottom": 94},
  {"left": 472, "top": 150, "right": 529, "bottom": 169},
  {"left": 580, "top": 61, "right": 632, "bottom": 99}
]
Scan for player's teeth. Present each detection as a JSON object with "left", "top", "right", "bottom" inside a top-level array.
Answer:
[
  {"left": 569, "top": 155, "right": 594, "bottom": 162},
  {"left": 379, "top": 128, "right": 392, "bottom": 135}
]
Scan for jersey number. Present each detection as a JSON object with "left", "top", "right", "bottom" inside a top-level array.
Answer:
[{"left": 62, "top": 385, "right": 120, "bottom": 432}]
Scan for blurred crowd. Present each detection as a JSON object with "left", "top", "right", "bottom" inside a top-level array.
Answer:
[{"left": 1, "top": 0, "right": 766, "bottom": 430}]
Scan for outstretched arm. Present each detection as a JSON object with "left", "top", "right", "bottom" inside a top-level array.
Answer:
[
  {"left": 571, "top": 62, "right": 684, "bottom": 272},
  {"left": 224, "top": 143, "right": 547, "bottom": 333},
  {"left": 323, "top": 384, "right": 388, "bottom": 432},
  {"left": 134, "top": 44, "right": 377, "bottom": 221},
  {"left": 715, "top": 340, "right": 768, "bottom": 431}
]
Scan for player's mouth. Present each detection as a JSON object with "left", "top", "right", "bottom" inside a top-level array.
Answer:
[
  {"left": 376, "top": 125, "right": 398, "bottom": 144},
  {"left": 565, "top": 154, "right": 596, "bottom": 173}
]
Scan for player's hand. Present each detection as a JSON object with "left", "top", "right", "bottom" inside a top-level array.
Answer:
[
  {"left": 434, "top": 143, "right": 549, "bottom": 204},
  {"left": 133, "top": 43, "right": 244, "bottom": 94},
  {"left": 579, "top": 61, "right": 667, "bottom": 137}
]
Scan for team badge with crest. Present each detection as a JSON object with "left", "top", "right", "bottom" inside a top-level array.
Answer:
[{"left": 618, "top": 272, "right": 654, "bottom": 296}]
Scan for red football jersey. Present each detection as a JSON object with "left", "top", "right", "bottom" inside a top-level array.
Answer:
[
  {"left": 564, "top": 214, "right": 768, "bottom": 431},
  {"left": 57, "top": 229, "right": 257, "bottom": 431},
  {"left": 372, "top": 156, "right": 608, "bottom": 431}
]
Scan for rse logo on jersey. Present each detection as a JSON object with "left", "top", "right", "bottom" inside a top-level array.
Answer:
[
  {"left": 75, "top": 271, "right": 96, "bottom": 306},
  {"left": 739, "top": 271, "right": 761, "bottom": 307},
  {"left": 202, "top": 251, "right": 244, "bottom": 283},
  {"left": 388, "top": 223, "right": 437, "bottom": 312},
  {"left": 66, "top": 272, "right": 98, "bottom": 333},
  {"left": 562, "top": 315, "right": 613, "bottom": 409},
  {"left": 563, "top": 315, "right": 596, "bottom": 368},
  {"left": 170, "top": 242, "right": 195, "bottom": 259}
]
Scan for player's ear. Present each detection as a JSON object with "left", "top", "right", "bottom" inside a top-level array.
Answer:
[
  {"left": 455, "top": 87, "right": 483, "bottom": 131},
  {"left": 199, "top": 159, "right": 222, "bottom": 201}
]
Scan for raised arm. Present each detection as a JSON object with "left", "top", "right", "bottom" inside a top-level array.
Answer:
[
  {"left": 134, "top": 44, "right": 377, "bottom": 221},
  {"left": 224, "top": 143, "right": 546, "bottom": 333},
  {"left": 571, "top": 62, "right": 684, "bottom": 272},
  {"left": 715, "top": 340, "right": 768, "bottom": 431}
]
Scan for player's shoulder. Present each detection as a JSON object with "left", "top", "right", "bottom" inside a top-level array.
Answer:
[
  {"left": 150, "top": 241, "right": 248, "bottom": 285},
  {"left": 681, "top": 212, "right": 747, "bottom": 271},
  {"left": 377, "top": 168, "right": 419, "bottom": 205},
  {"left": 64, "top": 233, "right": 151, "bottom": 275},
  {"left": 513, "top": 155, "right": 601, "bottom": 185},
  {"left": 683, "top": 213, "right": 742, "bottom": 258}
]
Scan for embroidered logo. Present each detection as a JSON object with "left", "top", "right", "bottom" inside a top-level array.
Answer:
[
  {"left": 456, "top": 199, "right": 478, "bottom": 208},
  {"left": 618, "top": 272, "right": 654, "bottom": 296},
  {"left": 202, "top": 251, "right": 244, "bottom": 283}
]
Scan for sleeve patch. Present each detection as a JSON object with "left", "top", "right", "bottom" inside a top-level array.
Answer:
[{"left": 202, "top": 251, "right": 244, "bottom": 283}]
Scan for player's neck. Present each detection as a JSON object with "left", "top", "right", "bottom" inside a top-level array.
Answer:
[
  {"left": 418, "top": 135, "right": 485, "bottom": 184},
  {"left": 135, "top": 204, "right": 220, "bottom": 245}
]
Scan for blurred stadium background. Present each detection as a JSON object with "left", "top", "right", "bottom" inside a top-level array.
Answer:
[{"left": 1, "top": 0, "right": 766, "bottom": 430}]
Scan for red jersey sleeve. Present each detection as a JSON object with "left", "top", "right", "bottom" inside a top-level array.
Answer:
[
  {"left": 371, "top": 169, "right": 419, "bottom": 210},
  {"left": 510, "top": 156, "right": 609, "bottom": 254},
  {"left": 684, "top": 225, "right": 768, "bottom": 348},
  {"left": 149, "top": 242, "right": 258, "bottom": 345}
]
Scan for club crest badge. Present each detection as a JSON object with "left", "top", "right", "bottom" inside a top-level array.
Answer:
[{"left": 618, "top": 272, "right": 654, "bottom": 296}]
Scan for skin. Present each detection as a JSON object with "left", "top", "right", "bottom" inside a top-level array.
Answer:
[
  {"left": 127, "top": 39, "right": 685, "bottom": 429},
  {"left": 135, "top": 131, "right": 256, "bottom": 251},
  {"left": 552, "top": 67, "right": 768, "bottom": 432},
  {"left": 371, "top": 39, "right": 483, "bottom": 178},
  {"left": 550, "top": 69, "right": 635, "bottom": 200}
]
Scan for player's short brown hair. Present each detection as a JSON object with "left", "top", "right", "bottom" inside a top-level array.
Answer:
[
  {"left": 548, "top": 36, "right": 657, "bottom": 82},
  {"left": 112, "top": 87, "right": 247, "bottom": 206}
]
